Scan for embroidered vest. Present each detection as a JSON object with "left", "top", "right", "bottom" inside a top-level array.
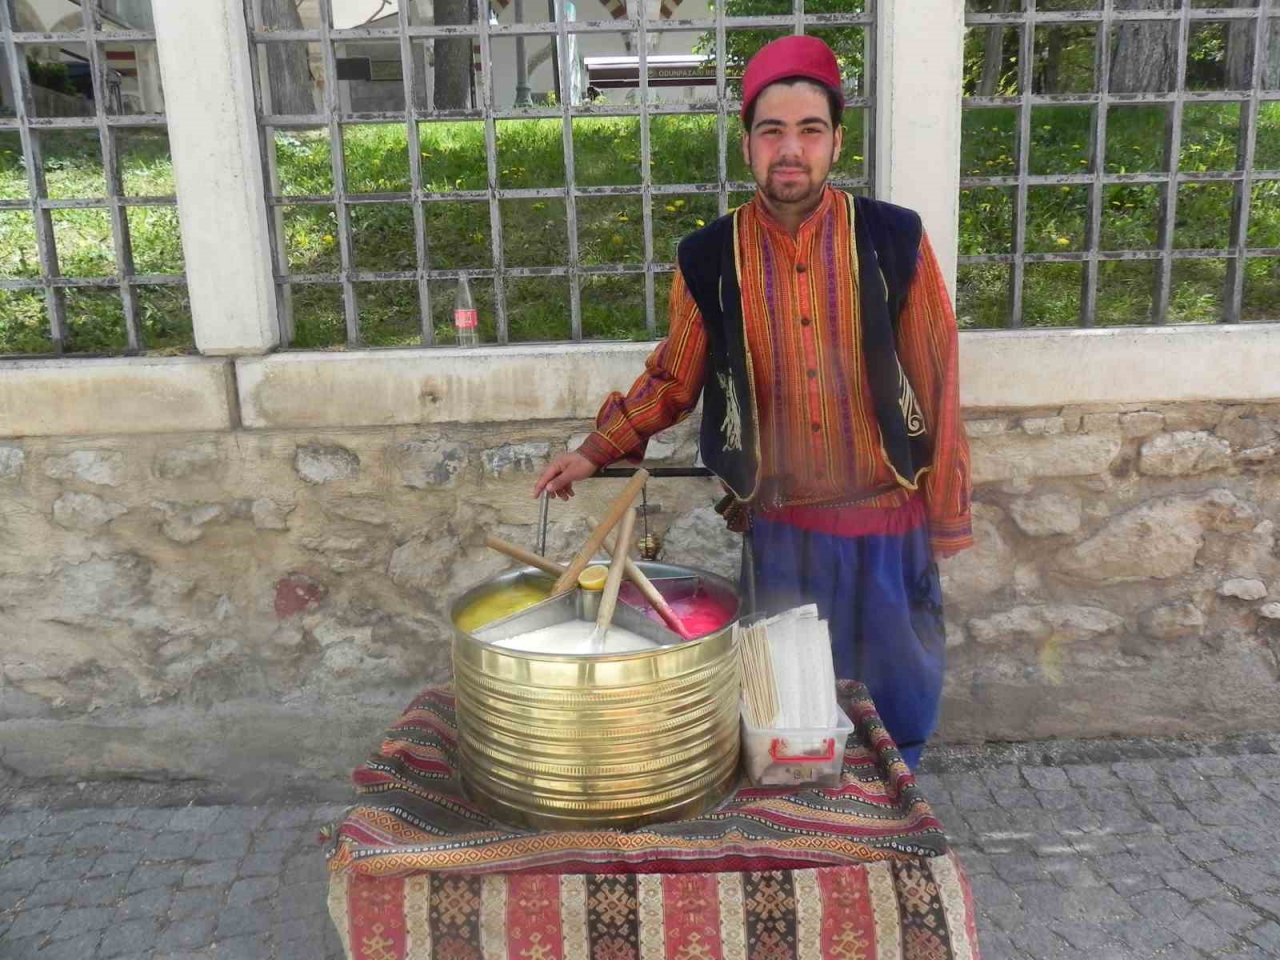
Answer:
[{"left": 675, "top": 193, "right": 931, "bottom": 503}]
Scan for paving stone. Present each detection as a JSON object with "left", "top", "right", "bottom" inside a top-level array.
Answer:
[
  {"left": 241, "top": 849, "right": 287, "bottom": 876},
  {"left": 193, "top": 830, "right": 252, "bottom": 861},
  {"left": 1106, "top": 916, "right": 1189, "bottom": 951},
  {"left": 86, "top": 849, "right": 144, "bottom": 877},
  {"left": 114, "top": 883, "right": 174, "bottom": 921},
  {"left": 1245, "top": 920, "right": 1280, "bottom": 953},
  {"left": 1113, "top": 761, "right": 1160, "bottom": 782},
  {"left": 274, "top": 879, "right": 331, "bottom": 923},
  {"left": 156, "top": 913, "right": 216, "bottom": 951},
  {"left": 166, "top": 806, "right": 225, "bottom": 832},
  {"left": 1066, "top": 764, "right": 1123, "bottom": 788},
  {"left": 1022, "top": 766, "right": 1070, "bottom": 790},
  {"left": 228, "top": 875, "right": 279, "bottom": 906},
  {"left": 1008, "top": 922, "right": 1074, "bottom": 958},
  {"left": 1127, "top": 888, "right": 1194, "bottom": 924},
  {"left": 99, "top": 916, "right": 162, "bottom": 958},
  {"left": 127, "top": 862, "right": 188, "bottom": 893},
  {"left": 0, "top": 810, "right": 50, "bottom": 840},
  {"left": 34, "top": 931, "right": 104, "bottom": 960},
  {"left": 1245, "top": 891, "right": 1280, "bottom": 916},
  {"left": 216, "top": 902, "right": 274, "bottom": 938},
  {"left": 1110, "top": 871, "right": 1170, "bottom": 896},
  {"left": 183, "top": 858, "right": 240, "bottom": 888},
  {"left": 4, "top": 903, "right": 64, "bottom": 939},
  {"left": 252, "top": 827, "right": 307, "bottom": 853},
  {"left": 50, "top": 904, "right": 114, "bottom": 939},
  {"left": 214, "top": 931, "right": 276, "bottom": 960},
  {"left": 1205, "top": 854, "right": 1280, "bottom": 895},
  {"left": 1165, "top": 864, "right": 1227, "bottom": 902},
  {"left": 265, "top": 805, "right": 317, "bottom": 830},
  {"left": 1199, "top": 897, "right": 1263, "bottom": 935},
  {"left": 989, "top": 852, "right": 1051, "bottom": 884},
  {"left": 151, "top": 831, "right": 202, "bottom": 860},
  {"left": 1173, "top": 830, "right": 1235, "bottom": 863},
  {"left": 70, "top": 872, "right": 128, "bottom": 907},
  {"left": 210, "top": 807, "right": 271, "bottom": 833},
  {"left": 1190, "top": 756, "right": 1239, "bottom": 777},
  {"left": 170, "top": 886, "right": 225, "bottom": 920},
  {"left": 1171, "top": 910, "right": 1239, "bottom": 953},
  {"left": 1124, "top": 836, "right": 1191, "bottom": 873}
]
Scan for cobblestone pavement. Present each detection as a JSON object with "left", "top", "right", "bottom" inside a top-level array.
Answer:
[{"left": 1, "top": 733, "right": 1279, "bottom": 959}]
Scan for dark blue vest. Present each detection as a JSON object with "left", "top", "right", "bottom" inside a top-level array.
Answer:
[{"left": 675, "top": 193, "right": 931, "bottom": 503}]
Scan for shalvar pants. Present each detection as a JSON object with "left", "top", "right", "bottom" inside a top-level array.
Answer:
[{"left": 750, "top": 515, "right": 946, "bottom": 769}]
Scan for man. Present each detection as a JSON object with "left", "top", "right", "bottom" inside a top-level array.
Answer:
[{"left": 534, "top": 35, "right": 972, "bottom": 767}]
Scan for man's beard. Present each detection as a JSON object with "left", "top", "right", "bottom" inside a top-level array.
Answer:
[{"left": 762, "top": 164, "right": 820, "bottom": 205}]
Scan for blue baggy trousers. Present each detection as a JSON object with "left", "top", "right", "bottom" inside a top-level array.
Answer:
[{"left": 750, "top": 515, "right": 946, "bottom": 769}]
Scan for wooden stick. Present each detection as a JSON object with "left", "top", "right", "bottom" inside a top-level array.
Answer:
[
  {"left": 482, "top": 535, "right": 565, "bottom": 577},
  {"left": 593, "top": 507, "right": 637, "bottom": 640},
  {"left": 597, "top": 540, "right": 694, "bottom": 640},
  {"left": 550, "top": 468, "right": 650, "bottom": 596}
]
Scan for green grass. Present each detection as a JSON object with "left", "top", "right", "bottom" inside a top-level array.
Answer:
[{"left": 1, "top": 105, "right": 1277, "bottom": 353}]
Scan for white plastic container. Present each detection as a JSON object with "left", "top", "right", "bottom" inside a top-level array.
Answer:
[{"left": 740, "top": 706, "right": 855, "bottom": 787}]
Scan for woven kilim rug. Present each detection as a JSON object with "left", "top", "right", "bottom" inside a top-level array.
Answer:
[{"left": 325, "top": 681, "right": 982, "bottom": 960}]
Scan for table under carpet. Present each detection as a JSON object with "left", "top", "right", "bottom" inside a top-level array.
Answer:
[{"left": 324, "top": 681, "right": 982, "bottom": 960}]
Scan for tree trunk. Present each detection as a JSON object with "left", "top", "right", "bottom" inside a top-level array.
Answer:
[
  {"left": 977, "top": 0, "right": 1008, "bottom": 97},
  {"left": 433, "top": 0, "right": 473, "bottom": 110},
  {"left": 1110, "top": 0, "right": 1176, "bottom": 93},
  {"left": 262, "top": 0, "right": 317, "bottom": 115},
  {"left": 1225, "top": 0, "right": 1253, "bottom": 90}
]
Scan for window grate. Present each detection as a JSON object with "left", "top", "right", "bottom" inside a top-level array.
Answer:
[
  {"left": 243, "top": 0, "right": 876, "bottom": 349},
  {"left": 0, "top": 0, "right": 188, "bottom": 356},
  {"left": 958, "top": 0, "right": 1280, "bottom": 329}
]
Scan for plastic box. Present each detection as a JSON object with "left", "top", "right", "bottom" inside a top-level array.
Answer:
[{"left": 740, "top": 706, "right": 855, "bottom": 787}]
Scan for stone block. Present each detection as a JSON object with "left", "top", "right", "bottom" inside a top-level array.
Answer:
[
  {"left": 659, "top": 506, "right": 740, "bottom": 581},
  {"left": 0, "top": 445, "right": 25, "bottom": 479},
  {"left": 152, "top": 500, "right": 225, "bottom": 544},
  {"left": 1009, "top": 493, "right": 1081, "bottom": 537},
  {"left": 397, "top": 437, "right": 467, "bottom": 488},
  {"left": 1139, "top": 431, "right": 1232, "bottom": 477},
  {"left": 1138, "top": 602, "right": 1206, "bottom": 640},
  {"left": 154, "top": 440, "right": 222, "bottom": 480},
  {"left": 1218, "top": 578, "right": 1267, "bottom": 601},
  {"left": 1021, "top": 416, "right": 1066, "bottom": 436},
  {"left": 51, "top": 492, "right": 128, "bottom": 533},
  {"left": 940, "top": 506, "right": 1014, "bottom": 602},
  {"left": 969, "top": 604, "right": 1124, "bottom": 646},
  {"left": 43, "top": 449, "right": 126, "bottom": 487},
  {"left": 1120, "top": 411, "right": 1164, "bottom": 438},
  {"left": 294, "top": 443, "right": 360, "bottom": 484},
  {"left": 482, "top": 441, "right": 552, "bottom": 478},
  {"left": 250, "top": 497, "right": 293, "bottom": 530},
  {"left": 971, "top": 431, "right": 1121, "bottom": 483},
  {"left": 1056, "top": 496, "right": 1205, "bottom": 582},
  {"left": 1259, "top": 602, "right": 1280, "bottom": 620}
]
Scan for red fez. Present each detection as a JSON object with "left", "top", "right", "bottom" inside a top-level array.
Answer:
[{"left": 740, "top": 35, "right": 844, "bottom": 123}]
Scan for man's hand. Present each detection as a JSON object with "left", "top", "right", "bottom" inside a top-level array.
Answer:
[{"left": 534, "top": 451, "right": 599, "bottom": 500}]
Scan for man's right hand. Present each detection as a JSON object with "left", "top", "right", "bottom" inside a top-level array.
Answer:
[{"left": 534, "top": 451, "right": 599, "bottom": 500}]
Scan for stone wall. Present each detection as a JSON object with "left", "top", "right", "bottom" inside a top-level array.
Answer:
[
  {"left": 942, "top": 401, "right": 1280, "bottom": 741},
  {"left": 1, "top": 399, "right": 1278, "bottom": 788}
]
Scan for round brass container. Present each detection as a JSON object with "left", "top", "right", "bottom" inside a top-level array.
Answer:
[{"left": 450, "top": 561, "right": 741, "bottom": 831}]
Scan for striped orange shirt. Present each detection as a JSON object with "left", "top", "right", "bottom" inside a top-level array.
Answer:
[{"left": 579, "top": 186, "right": 973, "bottom": 557}]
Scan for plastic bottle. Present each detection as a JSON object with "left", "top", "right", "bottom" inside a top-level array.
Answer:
[{"left": 453, "top": 274, "right": 479, "bottom": 348}]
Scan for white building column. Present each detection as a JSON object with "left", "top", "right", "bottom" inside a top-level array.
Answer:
[
  {"left": 875, "top": 0, "right": 965, "bottom": 297},
  {"left": 152, "top": 0, "right": 279, "bottom": 355}
]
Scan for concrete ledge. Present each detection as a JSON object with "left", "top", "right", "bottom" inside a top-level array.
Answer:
[
  {"left": 0, "top": 356, "right": 235, "bottom": 438},
  {"left": 960, "top": 323, "right": 1280, "bottom": 409},
  {"left": 236, "top": 342, "right": 656, "bottom": 429},
  {"left": 2, "top": 324, "right": 1278, "bottom": 439}
]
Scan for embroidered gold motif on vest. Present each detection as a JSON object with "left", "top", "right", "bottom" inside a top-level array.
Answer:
[
  {"left": 718, "top": 371, "right": 744, "bottom": 453},
  {"left": 898, "top": 363, "right": 927, "bottom": 437}
]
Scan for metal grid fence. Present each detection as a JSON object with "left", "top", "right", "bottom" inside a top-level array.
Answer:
[
  {"left": 243, "top": 0, "right": 875, "bottom": 348},
  {"left": 959, "top": 0, "right": 1280, "bottom": 327},
  {"left": 0, "top": 0, "right": 187, "bottom": 354}
]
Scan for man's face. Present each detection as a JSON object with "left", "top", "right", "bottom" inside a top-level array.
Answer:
[{"left": 742, "top": 81, "right": 842, "bottom": 211}]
